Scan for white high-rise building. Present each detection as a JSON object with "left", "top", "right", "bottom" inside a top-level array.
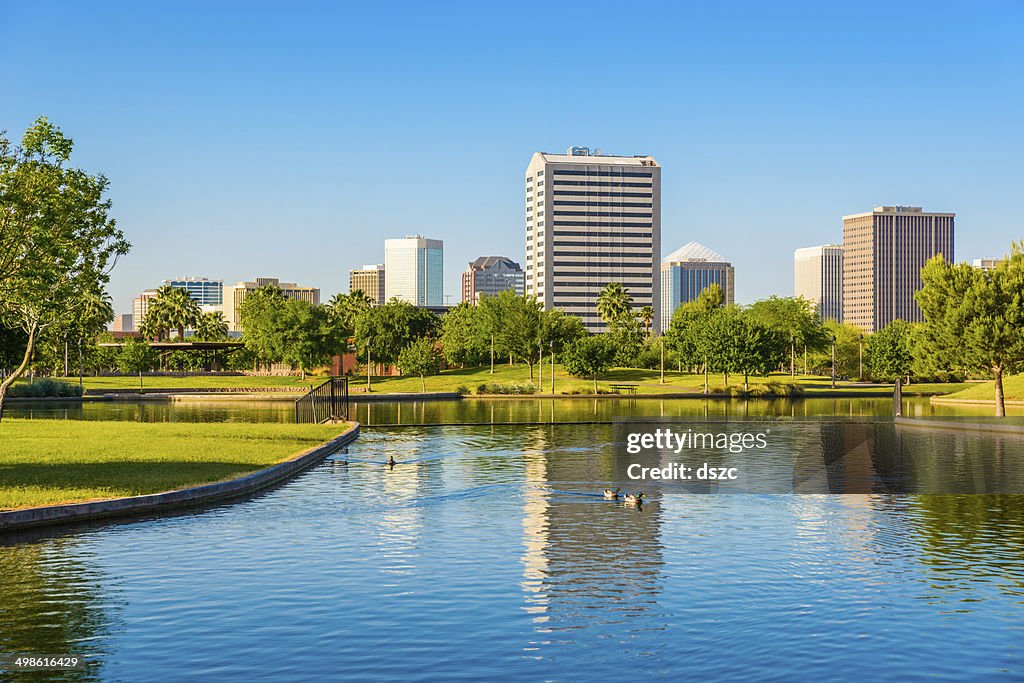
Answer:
[
  {"left": 524, "top": 147, "right": 661, "bottom": 332},
  {"left": 384, "top": 235, "right": 444, "bottom": 307},
  {"left": 793, "top": 245, "right": 844, "bottom": 322}
]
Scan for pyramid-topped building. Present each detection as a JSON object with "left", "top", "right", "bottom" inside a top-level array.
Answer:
[{"left": 660, "top": 241, "right": 734, "bottom": 329}]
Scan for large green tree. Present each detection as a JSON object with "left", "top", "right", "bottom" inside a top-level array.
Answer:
[
  {"left": 745, "top": 295, "right": 826, "bottom": 375},
  {"left": 562, "top": 334, "right": 617, "bottom": 393},
  {"left": 352, "top": 298, "right": 437, "bottom": 370},
  {"left": 916, "top": 247, "right": 1024, "bottom": 416},
  {"left": 398, "top": 337, "right": 442, "bottom": 392},
  {"left": 439, "top": 302, "right": 487, "bottom": 368},
  {"left": 0, "top": 117, "right": 129, "bottom": 419},
  {"left": 866, "top": 320, "right": 913, "bottom": 384}
]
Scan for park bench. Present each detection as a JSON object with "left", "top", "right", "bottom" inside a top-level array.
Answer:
[{"left": 608, "top": 383, "right": 639, "bottom": 395}]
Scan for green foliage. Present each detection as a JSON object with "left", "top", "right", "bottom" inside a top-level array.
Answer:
[
  {"left": 7, "top": 379, "right": 83, "bottom": 398},
  {"left": 475, "top": 381, "right": 536, "bottom": 395},
  {"left": 194, "top": 311, "right": 229, "bottom": 341},
  {"left": 440, "top": 302, "right": 488, "bottom": 367},
  {"left": 562, "top": 334, "right": 617, "bottom": 391},
  {"left": 808, "top": 320, "right": 864, "bottom": 378},
  {"left": 0, "top": 117, "right": 130, "bottom": 417},
  {"left": 866, "top": 320, "right": 913, "bottom": 382},
  {"left": 353, "top": 298, "right": 438, "bottom": 369},
  {"left": 142, "top": 285, "right": 200, "bottom": 341},
  {"left": 596, "top": 282, "right": 634, "bottom": 326},
  {"left": 915, "top": 245, "right": 1024, "bottom": 415},
  {"left": 745, "top": 296, "right": 827, "bottom": 372},
  {"left": 328, "top": 290, "right": 373, "bottom": 337},
  {"left": 694, "top": 283, "right": 725, "bottom": 311},
  {"left": 397, "top": 337, "right": 442, "bottom": 391},
  {"left": 116, "top": 339, "right": 158, "bottom": 390}
]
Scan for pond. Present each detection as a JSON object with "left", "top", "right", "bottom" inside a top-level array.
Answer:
[
  {"left": 2, "top": 417, "right": 1024, "bottom": 680},
  {"left": 7, "top": 395, "right": 1024, "bottom": 424}
]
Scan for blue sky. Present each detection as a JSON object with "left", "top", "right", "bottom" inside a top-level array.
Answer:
[{"left": 3, "top": 1, "right": 1022, "bottom": 314}]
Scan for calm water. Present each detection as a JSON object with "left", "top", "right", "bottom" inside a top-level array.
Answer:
[
  {"left": 2, "top": 422, "right": 1024, "bottom": 680},
  {"left": 8, "top": 395, "right": 1024, "bottom": 424}
]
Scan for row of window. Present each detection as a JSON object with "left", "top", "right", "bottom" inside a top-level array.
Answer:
[
  {"left": 553, "top": 211, "right": 651, "bottom": 218},
  {"left": 555, "top": 190, "right": 653, "bottom": 198},
  {"left": 553, "top": 220, "right": 652, "bottom": 228},
  {"left": 554, "top": 180, "right": 653, "bottom": 188},
  {"left": 554, "top": 201, "right": 653, "bottom": 208},
  {"left": 552, "top": 170, "right": 654, "bottom": 178}
]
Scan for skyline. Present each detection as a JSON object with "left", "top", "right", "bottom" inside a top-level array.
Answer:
[{"left": 3, "top": 1, "right": 1022, "bottom": 316}]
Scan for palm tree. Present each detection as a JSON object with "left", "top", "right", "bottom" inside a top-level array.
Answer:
[
  {"left": 195, "top": 311, "right": 229, "bottom": 341},
  {"left": 639, "top": 305, "right": 655, "bottom": 336},
  {"left": 150, "top": 285, "right": 201, "bottom": 340},
  {"left": 596, "top": 282, "right": 633, "bottom": 326},
  {"left": 139, "top": 307, "right": 169, "bottom": 342}
]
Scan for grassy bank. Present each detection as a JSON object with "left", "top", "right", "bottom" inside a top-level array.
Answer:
[
  {"left": 938, "top": 375, "right": 1024, "bottom": 403},
  {"left": 24, "top": 366, "right": 971, "bottom": 397},
  {"left": 351, "top": 364, "right": 968, "bottom": 397},
  {"left": 0, "top": 420, "right": 347, "bottom": 511}
]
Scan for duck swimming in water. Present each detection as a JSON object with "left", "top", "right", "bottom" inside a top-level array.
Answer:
[
  {"left": 387, "top": 455, "right": 396, "bottom": 467},
  {"left": 603, "top": 488, "right": 621, "bottom": 500},
  {"left": 623, "top": 493, "right": 644, "bottom": 506}
]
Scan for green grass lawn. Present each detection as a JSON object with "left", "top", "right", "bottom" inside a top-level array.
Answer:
[
  {"left": 25, "top": 366, "right": 970, "bottom": 397},
  {"left": 353, "top": 363, "right": 969, "bottom": 396},
  {"left": 938, "top": 375, "right": 1024, "bottom": 402},
  {"left": 75, "top": 374, "right": 324, "bottom": 391},
  {"left": 0, "top": 420, "right": 348, "bottom": 510}
]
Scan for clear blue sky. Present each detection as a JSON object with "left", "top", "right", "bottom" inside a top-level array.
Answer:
[{"left": 3, "top": 1, "right": 1022, "bottom": 315}]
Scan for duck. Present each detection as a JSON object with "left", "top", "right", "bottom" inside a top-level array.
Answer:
[
  {"left": 603, "top": 488, "right": 621, "bottom": 500},
  {"left": 387, "top": 455, "right": 396, "bottom": 467},
  {"left": 623, "top": 493, "right": 644, "bottom": 506}
]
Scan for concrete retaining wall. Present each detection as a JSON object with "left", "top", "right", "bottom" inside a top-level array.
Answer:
[
  {"left": 0, "top": 423, "right": 360, "bottom": 533},
  {"left": 895, "top": 416, "right": 1024, "bottom": 435}
]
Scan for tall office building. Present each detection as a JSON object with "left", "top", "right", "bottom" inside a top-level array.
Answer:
[
  {"left": 161, "top": 277, "right": 224, "bottom": 306},
  {"left": 132, "top": 289, "right": 159, "bottom": 329},
  {"left": 525, "top": 147, "right": 661, "bottom": 332},
  {"left": 350, "top": 264, "right": 386, "bottom": 304},
  {"left": 842, "top": 205, "right": 954, "bottom": 333},
  {"left": 224, "top": 277, "right": 320, "bottom": 331},
  {"left": 462, "top": 256, "right": 525, "bottom": 304},
  {"left": 112, "top": 313, "right": 134, "bottom": 333},
  {"left": 660, "top": 241, "right": 734, "bottom": 330},
  {"left": 384, "top": 236, "right": 444, "bottom": 307},
  {"left": 793, "top": 245, "right": 844, "bottom": 322}
]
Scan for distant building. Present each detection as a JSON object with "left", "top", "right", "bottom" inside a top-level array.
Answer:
[
  {"left": 112, "top": 313, "right": 134, "bottom": 333},
  {"left": 349, "top": 264, "right": 386, "bottom": 304},
  {"left": 462, "top": 256, "right": 525, "bottom": 304},
  {"left": 384, "top": 235, "right": 444, "bottom": 306},
  {"left": 660, "top": 241, "right": 734, "bottom": 330},
  {"left": 132, "top": 289, "right": 158, "bottom": 329},
  {"left": 842, "top": 205, "right": 954, "bottom": 333},
  {"left": 225, "top": 277, "right": 320, "bottom": 331},
  {"left": 972, "top": 257, "right": 1002, "bottom": 271},
  {"left": 161, "top": 277, "right": 223, "bottom": 306},
  {"left": 794, "top": 245, "right": 844, "bottom": 321},
  {"left": 525, "top": 147, "right": 661, "bottom": 333}
]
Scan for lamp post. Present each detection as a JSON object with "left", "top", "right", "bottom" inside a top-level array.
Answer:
[
  {"left": 366, "top": 340, "right": 372, "bottom": 393},
  {"left": 538, "top": 338, "right": 543, "bottom": 394},
  {"left": 858, "top": 334, "right": 864, "bottom": 381},
  {"left": 831, "top": 334, "right": 836, "bottom": 389},
  {"left": 660, "top": 336, "right": 665, "bottom": 384},
  {"left": 550, "top": 340, "right": 554, "bottom": 395}
]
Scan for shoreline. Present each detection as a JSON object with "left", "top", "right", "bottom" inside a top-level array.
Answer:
[{"left": 0, "top": 422, "right": 360, "bottom": 533}]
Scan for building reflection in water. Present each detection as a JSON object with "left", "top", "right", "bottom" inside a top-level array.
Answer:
[{"left": 518, "top": 425, "right": 666, "bottom": 658}]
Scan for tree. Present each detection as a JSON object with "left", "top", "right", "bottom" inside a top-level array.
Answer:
[
  {"left": 701, "top": 307, "right": 746, "bottom": 388},
  {"left": 596, "top": 282, "right": 633, "bottom": 326},
  {"left": 694, "top": 283, "right": 724, "bottom": 311},
  {"left": 562, "top": 334, "right": 617, "bottom": 393},
  {"left": 277, "top": 301, "right": 341, "bottom": 380},
  {"left": 117, "top": 339, "right": 157, "bottom": 392},
  {"left": 867, "top": 320, "right": 913, "bottom": 383},
  {"left": 638, "top": 305, "right": 655, "bottom": 337},
  {"left": 238, "top": 285, "right": 288, "bottom": 369},
  {"left": 329, "top": 290, "right": 373, "bottom": 337},
  {"left": 147, "top": 285, "right": 200, "bottom": 340},
  {"left": 809, "top": 320, "right": 862, "bottom": 379},
  {"left": 398, "top": 337, "right": 441, "bottom": 392},
  {"left": 476, "top": 291, "right": 542, "bottom": 375},
  {"left": 735, "top": 314, "right": 787, "bottom": 390},
  {"left": 746, "top": 295, "right": 826, "bottom": 375},
  {"left": 194, "top": 311, "right": 229, "bottom": 341},
  {"left": 440, "top": 302, "right": 487, "bottom": 368},
  {"left": 916, "top": 247, "right": 1024, "bottom": 416},
  {"left": 539, "top": 308, "right": 587, "bottom": 357},
  {"left": 353, "top": 299, "right": 438, "bottom": 371},
  {"left": 0, "top": 117, "right": 130, "bottom": 420}
]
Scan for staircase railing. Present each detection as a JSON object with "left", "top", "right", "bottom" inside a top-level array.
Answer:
[{"left": 295, "top": 376, "right": 349, "bottom": 424}]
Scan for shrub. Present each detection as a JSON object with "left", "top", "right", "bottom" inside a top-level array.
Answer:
[
  {"left": 455, "top": 385, "right": 471, "bottom": 396},
  {"left": 476, "top": 381, "right": 536, "bottom": 395},
  {"left": 8, "top": 379, "right": 84, "bottom": 398}
]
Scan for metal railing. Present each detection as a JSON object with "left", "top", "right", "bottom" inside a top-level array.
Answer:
[{"left": 295, "top": 376, "right": 349, "bottom": 424}]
